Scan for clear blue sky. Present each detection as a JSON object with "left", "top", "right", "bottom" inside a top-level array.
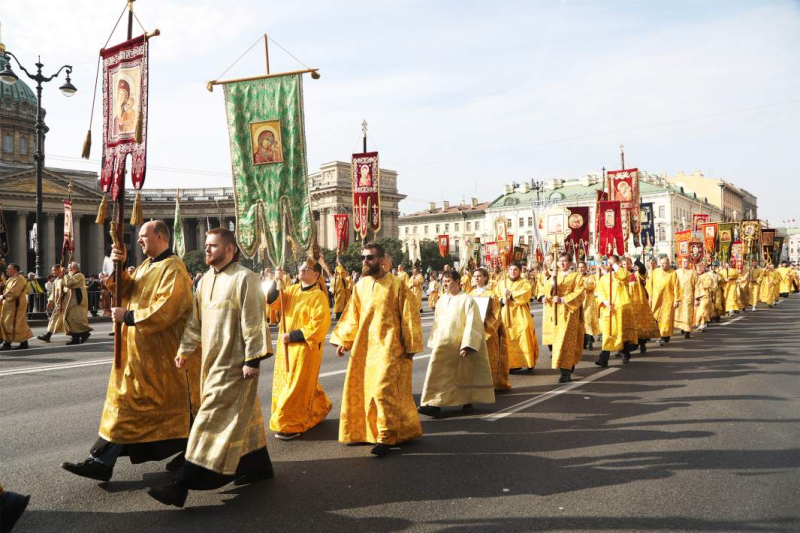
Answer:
[{"left": 3, "top": 0, "right": 798, "bottom": 224}]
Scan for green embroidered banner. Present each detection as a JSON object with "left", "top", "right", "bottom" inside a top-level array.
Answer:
[
  {"left": 172, "top": 196, "right": 185, "bottom": 259},
  {"left": 718, "top": 223, "right": 734, "bottom": 264},
  {"left": 223, "top": 74, "right": 313, "bottom": 267}
]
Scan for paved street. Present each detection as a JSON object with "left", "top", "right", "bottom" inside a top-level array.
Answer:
[{"left": 1, "top": 298, "right": 798, "bottom": 532}]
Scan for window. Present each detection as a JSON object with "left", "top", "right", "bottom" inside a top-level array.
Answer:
[
  {"left": 658, "top": 206, "right": 665, "bottom": 218},
  {"left": 475, "top": 221, "right": 480, "bottom": 231},
  {"left": 404, "top": 227, "right": 409, "bottom": 235},
  {"left": 444, "top": 223, "right": 449, "bottom": 232},
  {"left": 435, "top": 224, "right": 440, "bottom": 233},
  {"left": 519, "top": 217, "right": 525, "bottom": 227},
  {"left": 455, "top": 223, "right": 460, "bottom": 232},
  {"left": 424, "top": 226, "right": 429, "bottom": 234},
  {"left": 658, "top": 227, "right": 666, "bottom": 241},
  {"left": 466, "top": 222, "right": 471, "bottom": 231},
  {"left": 3, "top": 135, "right": 12, "bottom": 153},
  {"left": 20, "top": 137, "right": 28, "bottom": 155},
  {"left": 527, "top": 217, "right": 533, "bottom": 227},
  {"left": 413, "top": 226, "right": 418, "bottom": 234},
  {"left": 454, "top": 239, "right": 460, "bottom": 254}
]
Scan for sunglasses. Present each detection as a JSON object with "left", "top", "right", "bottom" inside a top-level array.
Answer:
[{"left": 361, "top": 254, "right": 377, "bottom": 261}]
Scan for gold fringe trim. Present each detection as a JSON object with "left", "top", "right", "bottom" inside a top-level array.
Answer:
[
  {"left": 81, "top": 130, "right": 92, "bottom": 159},
  {"left": 95, "top": 194, "right": 108, "bottom": 225},
  {"left": 134, "top": 111, "right": 143, "bottom": 144},
  {"left": 130, "top": 191, "right": 143, "bottom": 225}
]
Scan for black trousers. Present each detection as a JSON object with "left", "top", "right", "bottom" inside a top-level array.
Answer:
[{"left": 178, "top": 447, "right": 273, "bottom": 490}]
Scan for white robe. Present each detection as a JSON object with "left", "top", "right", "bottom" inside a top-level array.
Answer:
[{"left": 421, "top": 292, "right": 495, "bottom": 407}]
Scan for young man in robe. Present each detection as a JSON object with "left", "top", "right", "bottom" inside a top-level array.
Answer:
[
  {"left": 267, "top": 262, "right": 332, "bottom": 440},
  {"left": 0, "top": 264, "right": 32, "bottom": 351},
  {"left": 719, "top": 262, "right": 741, "bottom": 315},
  {"left": 747, "top": 261, "right": 762, "bottom": 312},
  {"left": 500, "top": 262, "right": 539, "bottom": 373},
  {"left": 776, "top": 261, "right": 793, "bottom": 298},
  {"left": 469, "top": 267, "right": 511, "bottom": 391},
  {"left": 577, "top": 261, "right": 600, "bottom": 350},
  {"left": 648, "top": 257, "right": 680, "bottom": 346},
  {"left": 675, "top": 257, "right": 698, "bottom": 339},
  {"left": 396, "top": 264, "right": 410, "bottom": 289},
  {"left": 148, "top": 228, "right": 273, "bottom": 507},
  {"left": 332, "top": 261, "right": 352, "bottom": 320},
  {"left": 694, "top": 262, "right": 714, "bottom": 332},
  {"left": 37, "top": 264, "right": 66, "bottom": 343},
  {"left": 331, "top": 242, "right": 423, "bottom": 458},
  {"left": 759, "top": 264, "right": 779, "bottom": 307},
  {"left": 626, "top": 257, "right": 659, "bottom": 354},
  {"left": 428, "top": 274, "right": 440, "bottom": 310},
  {"left": 410, "top": 267, "right": 425, "bottom": 311},
  {"left": 544, "top": 253, "right": 585, "bottom": 383},
  {"left": 594, "top": 255, "right": 637, "bottom": 367},
  {"left": 61, "top": 262, "right": 93, "bottom": 345},
  {"left": 61, "top": 221, "right": 199, "bottom": 482},
  {"left": 419, "top": 270, "right": 494, "bottom": 417}
]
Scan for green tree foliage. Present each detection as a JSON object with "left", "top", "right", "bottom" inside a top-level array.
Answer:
[
  {"left": 182, "top": 250, "right": 206, "bottom": 276},
  {"left": 419, "top": 238, "right": 456, "bottom": 273}
]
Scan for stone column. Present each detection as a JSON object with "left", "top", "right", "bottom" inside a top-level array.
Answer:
[
  {"left": 318, "top": 209, "right": 328, "bottom": 249},
  {"left": 45, "top": 212, "right": 57, "bottom": 271},
  {"left": 89, "top": 221, "right": 104, "bottom": 275},
  {"left": 132, "top": 225, "right": 144, "bottom": 264},
  {"left": 14, "top": 211, "right": 28, "bottom": 270},
  {"left": 72, "top": 214, "right": 82, "bottom": 265},
  {"left": 195, "top": 219, "right": 205, "bottom": 250}
]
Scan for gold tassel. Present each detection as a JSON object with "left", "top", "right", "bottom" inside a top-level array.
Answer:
[
  {"left": 95, "top": 194, "right": 108, "bottom": 225},
  {"left": 134, "top": 111, "right": 143, "bottom": 143},
  {"left": 130, "top": 191, "right": 143, "bottom": 225},
  {"left": 81, "top": 130, "right": 92, "bottom": 159}
]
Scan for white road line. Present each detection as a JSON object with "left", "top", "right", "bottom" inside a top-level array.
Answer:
[
  {"left": 0, "top": 340, "right": 113, "bottom": 355},
  {"left": 720, "top": 316, "right": 744, "bottom": 326},
  {"left": 318, "top": 353, "right": 432, "bottom": 379},
  {"left": 483, "top": 367, "right": 620, "bottom": 422},
  {"left": 0, "top": 358, "right": 112, "bottom": 377}
]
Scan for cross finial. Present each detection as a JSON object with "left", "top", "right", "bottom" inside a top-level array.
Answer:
[{"left": 362, "top": 119, "right": 368, "bottom": 138}]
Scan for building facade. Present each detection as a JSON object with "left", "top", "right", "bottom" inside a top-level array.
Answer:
[
  {"left": 666, "top": 170, "right": 758, "bottom": 221},
  {"left": 398, "top": 198, "right": 489, "bottom": 257}
]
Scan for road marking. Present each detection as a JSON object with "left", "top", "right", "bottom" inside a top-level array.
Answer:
[
  {"left": 0, "top": 358, "right": 111, "bottom": 377},
  {"left": 318, "top": 353, "right": 432, "bottom": 379},
  {"left": 482, "top": 367, "right": 620, "bottom": 422},
  {"left": 720, "top": 316, "right": 744, "bottom": 326},
  {"left": 0, "top": 340, "right": 113, "bottom": 355}
]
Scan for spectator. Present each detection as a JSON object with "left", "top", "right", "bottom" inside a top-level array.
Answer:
[
  {"left": 26, "top": 272, "right": 44, "bottom": 313},
  {"left": 86, "top": 275, "right": 101, "bottom": 316}
]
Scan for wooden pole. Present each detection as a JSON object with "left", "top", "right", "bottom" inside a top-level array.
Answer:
[
  {"left": 264, "top": 34, "right": 270, "bottom": 74},
  {"left": 553, "top": 241, "right": 558, "bottom": 326}
]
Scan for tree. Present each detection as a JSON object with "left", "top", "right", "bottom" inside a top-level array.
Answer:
[
  {"left": 418, "top": 238, "right": 456, "bottom": 273},
  {"left": 182, "top": 250, "right": 206, "bottom": 276}
]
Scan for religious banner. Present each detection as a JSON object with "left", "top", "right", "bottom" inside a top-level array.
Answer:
[
  {"left": 351, "top": 152, "right": 381, "bottom": 239},
  {"left": 740, "top": 220, "right": 761, "bottom": 256},
  {"left": 405, "top": 237, "right": 420, "bottom": 265},
  {"left": 772, "top": 236, "right": 784, "bottom": 266},
  {"left": 675, "top": 230, "right": 692, "bottom": 259},
  {"left": 730, "top": 241, "right": 744, "bottom": 272},
  {"left": 223, "top": 73, "right": 314, "bottom": 266},
  {"left": 718, "top": 223, "right": 735, "bottom": 263},
  {"left": 504, "top": 233, "right": 515, "bottom": 265},
  {"left": 639, "top": 202, "right": 656, "bottom": 249},
  {"left": 608, "top": 168, "right": 641, "bottom": 247},
  {"left": 692, "top": 214, "right": 710, "bottom": 233},
  {"left": 438, "top": 234, "right": 450, "bottom": 258},
  {"left": 689, "top": 241, "right": 704, "bottom": 265},
  {"left": 460, "top": 233, "right": 477, "bottom": 267},
  {"left": 761, "top": 228, "right": 775, "bottom": 263},
  {"left": 564, "top": 206, "right": 590, "bottom": 262},
  {"left": 62, "top": 200, "right": 74, "bottom": 262},
  {"left": 701, "top": 223, "right": 718, "bottom": 261},
  {"left": 494, "top": 216, "right": 511, "bottom": 265},
  {"left": 0, "top": 203, "right": 8, "bottom": 261},
  {"left": 485, "top": 241, "right": 498, "bottom": 267},
  {"left": 334, "top": 214, "right": 349, "bottom": 255},
  {"left": 513, "top": 246, "right": 525, "bottom": 263},
  {"left": 100, "top": 35, "right": 149, "bottom": 205},
  {"left": 597, "top": 200, "right": 624, "bottom": 256},
  {"left": 172, "top": 195, "right": 185, "bottom": 259}
]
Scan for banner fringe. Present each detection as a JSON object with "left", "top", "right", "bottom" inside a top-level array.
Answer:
[{"left": 95, "top": 194, "right": 108, "bottom": 225}]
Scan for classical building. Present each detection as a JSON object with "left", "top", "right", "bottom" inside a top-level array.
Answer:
[
  {"left": 665, "top": 170, "right": 758, "bottom": 221},
  {"left": 485, "top": 173, "right": 724, "bottom": 260},
  {"left": 398, "top": 198, "right": 489, "bottom": 256}
]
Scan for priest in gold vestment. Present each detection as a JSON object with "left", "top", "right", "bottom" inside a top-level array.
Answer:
[
  {"left": 626, "top": 258, "right": 660, "bottom": 353},
  {"left": 747, "top": 262, "right": 762, "bottom": 312},
  {"left": 648, "top": 257, "right": 680, "bottom": 345},
  {"left": 61, "top": 221, "right": 199, "bottom": 483},
  {"left": 545, "top": 253, "right": 585, "bottom": 383},
  {"left": 578, "top": 262, "right": 600, "bottom": 350},
  {"left": 694, "top": 263, "right": 714, "bottom": 331},
  {"left": 62, "top": 262, "right": 93, "bottom": 345},
  {"left": 419, "top": 270, "right": 494, "bottom": 417},
  {"left": 331, "top": 242, "right": 423, "bottom": 458},
  {"left": 719, "top": 263, "right": 741, "bottom": 315},
  {"left": 410, "top": 267, "right": 425, "bottom": 310},
  {"left": 149, "top": 228, "right": 273, "bottom": 508},
  {"left": 332, "top": 262, "right": 351, "bottom": 320},
  {"left": 268, "top": 262, "right": 332, "bottom": 439},
  {"left": 759, "top": 264, "right": 779, "bottom": 307},
  {"left": 428, "top": 276, "right": 440, "bottom": 310},
  {"left": 499, "top": 262, "right": 539, "bottom": 372},
  {"left": 594, "top": 255, "right": 637, "bottom": 366},
  {"left": 469, "top": 268, "right": 511, "bottom": 391},
  {"left": 675, "top": 257, "right": 698, "bottom": 339},
  {"left": 777, "top": 262, "right": 794, "bottom": 298},
  {"left": 37, "top": 265, "right": 66, "bottom": 343},
  {"left": 0, "top": 264, "right": 32, "bottom": 350}
]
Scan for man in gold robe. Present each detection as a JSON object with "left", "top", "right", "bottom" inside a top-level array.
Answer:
[
  {"left": 719, "top": 262, "right": 741, "bottom": 315},
  {"left": 499, "top": 262, "right": 539, "bottom": 372},
  {"left": 578, "top": 262, "right": 600, "bottom": 350},
  {"left": 37, "top": 264, "right": 66, "bottom": 343},
  {"left": 148, "top": 228, "right": 273, "bottom": 507},
  {"left": 747, "top": 262, "right": 762, "bottom": 312},
  {"left": 759, "top": 264, "right": 779, "bottom": 307},
  {"left": 777, "top": 261, "right": 794, "bottom": 298},
  {"left": 268, "top": 262, "right": 332, "bottom": 440},
  {"left": 428, "top": 275, "right": 440, "bottom": 310},
  {"left": 331, "top": 242, "right": 423, "bottom": 458},
  {"left": 648, "top": 257, "right": 680, "bottom": 345},
  {"left": 710, "top": 265, "right": 725, "bottom": 319},
  {"left": 594, "top": 255, "right": 637, "bottom": 366},
  {"left": 469, "top": 267, "right": 511, "bottom": 391},
  {"left": 410, "top": 267, "right": 425, "bottom": 311},
  {"left": 61, "top": 262, "right": 92, "bottom": 345},
  {"left": 675, "top": 257, "right": 698, "bottom": 339},
  {"left": 61, "top": 221, "right": 199, "bottom": 482},
  {"left": 0, "top": 264, "right": 32, "bottom": 351},
  {"left": 396, "top": 264, "right": 410, "bottom": 289},
  {"left": 332, "top": 261, "right": 351, "bottom": 320},
  {"left": 626, "top": 258, "right": 660, "bottom": 353},
  {"left": 694, "top": 262, "right": 714, "bottom": 331},
  {"left": 544, "top": 253, "right": 585, "bottom": 383},
  {"left": 419, "top": 270, "right": 494, "bottom": 417}
]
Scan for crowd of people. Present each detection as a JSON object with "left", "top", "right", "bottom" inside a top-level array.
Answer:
[{"left": 1, "top": 218, "right": 799, "bottom": 524}]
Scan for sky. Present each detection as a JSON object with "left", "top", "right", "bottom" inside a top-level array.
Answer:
[{"left": 2, "top": 0, "right": 798, "bottom": 224}]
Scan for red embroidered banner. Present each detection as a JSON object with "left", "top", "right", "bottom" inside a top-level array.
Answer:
[
  {"left": 333, "top": 214, "right": 349, "bottom": 255},
  {"left": 692, "top": 214, "right": 709, "bottom": 233},
  {"left": 100, "top": 35, "right": 149, "bottom": 200},
  {"left": 351, "top": 152, "right": 381, "bottom": 239},
  {"left": 438, "top": 234, "right": 449, "bottom": 258},
  {"left": 700, "top": 222, "right": 717, "bottom": 262},
  {"left": 608, "top": 168, "right": 641, "bottom": 247},
  {"left": 689, "top": 241, "right": 704, "bottom": 264},
  {"left": 676, "top": 230, "right": 692, "bottom": 258},
  {"left": 597, "top": 200, "right": 624, "bottom": 256},
  {"left": 62, "top": 200, "right": 75, "bottom": 260},
  {"left": 730, "top": 241, "right": 744, "bottom": 271},
  {"left": 761, "top": 229, "right": 775, "bottom": 264},
  {"left": 565, "top": 206, "right": 590, "bottom": 261}
]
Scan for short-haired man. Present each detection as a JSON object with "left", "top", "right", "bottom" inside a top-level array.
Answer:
[
  {"left": 332, "top": 242, "right": 423, "bottom": 457},
  {"left": 37, "top": 265, "right": 66, "bottom": 343},
  {"left": 648, "top": 257, "right": 680, "bottom": 345},
  {"left": 499, "top": 261, "right": 539, "bottom": 373},
  {"left": 62, "top": 262, "right": 93, "bottom": 345},
  {"left": 594, "top": 255, "right": 637, "bottom": 367},
  {"left": 0, "top": 264, "right": 32, "bottom": 350},
  {"left": 544, "top": 253, "right": 585, "bottom": 383},
  {"left": 148, "top": 227, "right": 273, "bottom": 507}
]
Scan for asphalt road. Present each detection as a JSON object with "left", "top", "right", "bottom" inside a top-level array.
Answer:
[{"left": 1, "top": 297, "right": 798, "bottom": 533}]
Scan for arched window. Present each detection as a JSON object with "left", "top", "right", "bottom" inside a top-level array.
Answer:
[
  {"left": 3, "top": 134, "right": 13, "bottom": 153},
  {"left": 20, "top": 137, "right": 28, "bottom": 155},
  {"left": 549, "top": 191, "right": 564, "bottom": 201}
]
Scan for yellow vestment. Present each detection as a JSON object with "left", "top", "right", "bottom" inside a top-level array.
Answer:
[
  {"left": 498, "top": 277, "right": 539, "bottom": 369},
  {"left": 469, "top": 287, "right": 511, "bottom": 390},
  {"left": 545, "top": 271, "right": 585, "bottom": 370},
  {"left": 674, "top": 268, "right": 698, "bottom": 332},
  {"left": 62, "top": 271, "right": 92, "bottom": 334},
  {"left": 595, "top": 267, "right": 637, "bottom": 352},
  {"left": 47, "top": 276, "right": 66, "bottom": 334},
  {"left": 428, "top": 280, "right": 440, "bottom": 310},
  {"left": 694, "top": 272, "right": 714, "bottom": 326},
  {"left": 581, "top": 274, "right": 601, "bottom": 336},
  {"left": 719, "top": 268, "right": 741, "bottom": 312},
  {"left": 649, "top": 267, "right": 680, "bottom": 337},
  {"left": 332, "top": 266, "right": 352, "bottom": 314},
  {"left": 629, "top": 270, "right": 660, "bottom": 340},
  {"left": 0, "top": 274, "right": 32, "bottom": 343}
]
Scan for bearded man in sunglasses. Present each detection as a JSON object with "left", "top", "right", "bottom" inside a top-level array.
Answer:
[{"left": 331, "top": 242, "right": 423, "bottom": 457}]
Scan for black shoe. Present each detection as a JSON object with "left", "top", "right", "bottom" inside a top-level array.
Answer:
[
  {"left": 61, "top": 458, "right": 113, "bottom": 482},
  {"left": 418, "top": 405, "right": 441, "bottom": 418},
  {"left": 370, "top": 443, "right": 391, "bottom": 457},
  {"left": 622, "top": 354, "right": 631, "bottom": 364},
  {"left": 80, "top": 332, "right": 91, "bottom": 344},
  {"left": 147, "top": 482, "right": 188, "bottom": 508},
  {"left": 165, "top": 452, "right": 185, "bottom": 472},
  {"left": 588, "top": 343, "right": 594, "bottom": 351},
  {"left": 614, "top": 352, "right": 622, "bottom": 358},
  {"left": 558, "top": 370, "right": 571, "bottom": 383},
  {"left": 0, "top": 491, "right": 30, "bottom": 533},
  {"left": 232, "top": 468, "right": 275, "bottom": 486},
  {"left": 684, "top": 332, "right": 690, "bottom": 339},
  {"left": 275, "top": 432, "right": 301, "bottom": 441},
  {"left": 594, "top": 360, "right": 608, "bottom": 368},
  {"left": 639, "top": 344, "right": 647, "bottom": 354},
  {"left": 0, "top": 343, "right": 11, "bottom": 351},
  {"left": 462, "top": 404, "right": 474, "bottom": 413},
  {"left": 37, "top": 332, "right": 53, "bottom": 343},
  {"left": 66, "top": 336, "right": 81, "bottom": 346},
  {"left": 12, "top": 342, "right": 28, "bottom": 351}
]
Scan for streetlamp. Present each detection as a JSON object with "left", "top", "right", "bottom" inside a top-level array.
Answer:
[
  {"left": 530, "top": 179, "right": 543, "bottom": 203},
  {"left": 0, "top": 49, "right": 76, "bottom": 284}
]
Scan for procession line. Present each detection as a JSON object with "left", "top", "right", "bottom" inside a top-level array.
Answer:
[
  {"left": 720, "top": 316, "right": 744, "bottom": 326},
  {"left": 482, "top": 367, "right": 620, "bottom": 422},
  {"left": 0, "top": 358, "right": 111, "bottom": 377}
]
